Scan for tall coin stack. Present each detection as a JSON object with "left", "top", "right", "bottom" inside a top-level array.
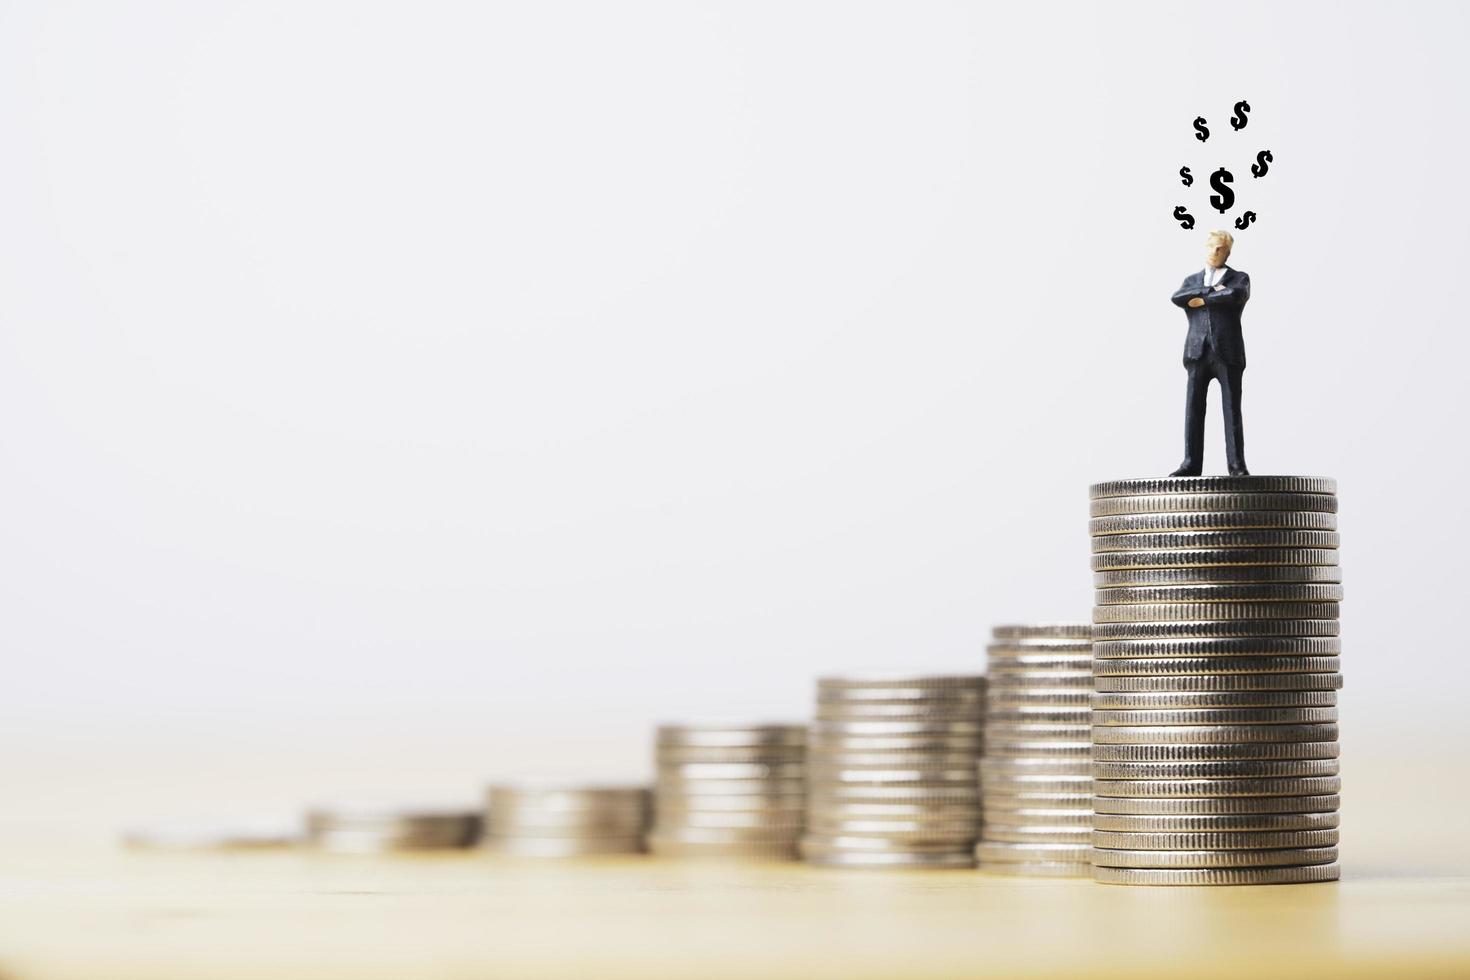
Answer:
[
  {"left": 1088, "top": 476, "right": 1343, "bottom": 885},
  {"left": 484, "top": 784, "right": 650, "bottom": 857},
  {"left": 802, "top": 674, "right": 986, "bottom": 869},
  {"left": 648, "top": 723, "right": 807, "bottom": 861},
  {"left": 977, "top": 624, "right": 1094, "bottom": 877}
]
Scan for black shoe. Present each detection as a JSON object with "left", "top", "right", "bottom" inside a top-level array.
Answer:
[
  {"left": 1229, "top": 466, "right": 1251, "bottom": 476},
  {"left": 1169, "top": 463, "right": 1201, "bottom": 477}
]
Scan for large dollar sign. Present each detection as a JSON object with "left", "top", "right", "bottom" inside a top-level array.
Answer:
[
  {"left": 1251, "top": 150, "right": 1273, "bottom": 178},
  {"left": 1235, "top": 211, "right": 1257, "bottom": 230},
  {"left": 1193, "top": 116, "right": 1209, "bottom": 142},
  {"left": 1230, "top": 101, "right": 1250, "bottom": 130},
  {"left": 1180, "top": 166, "right": 1193, "bottom": 187},
  {"left": 1209, "top": 168, "right": 1235, "bottom": 214},
  {"left": 1173, "top": 206, "right": 1196, "bottom": 230}
]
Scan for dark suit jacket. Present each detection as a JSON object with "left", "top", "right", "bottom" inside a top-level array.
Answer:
[{"left": 1171, "top": 267, "right": 1249, "bottom": 367}]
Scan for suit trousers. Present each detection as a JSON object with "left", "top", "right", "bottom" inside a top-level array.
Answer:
[{"left": 1181, "top": 342, "right": 1247, "bottom": 473}]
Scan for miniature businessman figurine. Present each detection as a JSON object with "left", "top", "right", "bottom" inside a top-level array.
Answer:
[{"left": 1169, "top": 230, "right": 1250, "bottom": 476}]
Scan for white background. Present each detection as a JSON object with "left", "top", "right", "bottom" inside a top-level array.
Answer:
[{"left": 2, "top": 0, "right": 1467, "bottom": 835}]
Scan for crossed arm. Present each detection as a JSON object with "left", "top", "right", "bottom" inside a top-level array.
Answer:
[{"left": 1172, "top": 275, "right": 1250, "bottom": 310}]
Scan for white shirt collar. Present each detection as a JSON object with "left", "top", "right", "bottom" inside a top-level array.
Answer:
[{"left": 1203, "top": 265, "right": 1230, "bottom": 286}]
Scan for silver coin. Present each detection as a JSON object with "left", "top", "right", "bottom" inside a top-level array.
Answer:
[
  {"left": 653, "top": 810, "right": 804, "bottom": 831},
  {"left": 975, "top": 840, "right": 1092, "bottom": 862},
  {"left": 122, "top": 820, "right": 303, "bottom": 851},
  {"left": 1093, "top": 776, "right": 1341, "bottom": 798},
  {"left": 1094, "top": 564, "right": 1343, "bottom": 587},
  {"left": 648, "top": 838, "right": 800, "bottom": 861},
  {"left": 988, "top": 670, "right": 1093, "bottom": 687},
  {"left": 1094, "top": 602, "right": 1339, "bottom": 624},
  {"left": 817, "top": 674, "right": 985, "bottom": 690},
  {"left": 812, "top": 720, "right": 983, "bottom": 737},
  {"left": 658, "top": 761, "right": 806, "bottom": 779},
  {"left": 975, "top": 859, "right": 1093, "bottom": 877},
  {"left": 1089, "top": 493, "right": 1338, "bottom": 517},
  {"left": 1091, "top": 759, "right": 1340, "bottom": 780},
  {"left": 800, "top": 833, "right": 975, "bottom": 854},
  {"left": 644, "top": 826, "right": 804, "bottom": 846},
  {"left": 1092, "top": 549, "right": 1339, "bottom": 571},
  {"left": 811, "top": 751, "right": 979, "bottom": 768},
  {"left": 486, "top": 786, "right": 650, "bottom": 809},
  {"left": 1094, "top": 673, "right": 1343, "bottom": 693},
  {"left": 1090, "top": 476, "right": 1337, "bottom": 498},
  {"left": 1092, "top": 724, "right": 1339, "bottom": 745},
  {"left": 1094, "top": 584, "right": 1344, "bottom": 606},
  {"left": 1091, "top": 829, "right": 1339, "bottom": 850},
  {"left": 486, "top": 812, "right": 647, "bottom": 835},
  {"left": 984, "top": 741, "right": 1092, "bottom": 759},
  {"left": 656, "top": 746, "right": 807, "bottom": 766},
  {"left": 801, "top": 848, "right": 975, "bottom": 869},
  {"left": 487, "top": 836, "right": 645, "bottom": 858},
  {"left": 1092, "top": 812, "right": 1340, "bottom": 833},
  {"left": 1092, "top": 620, "right": 1340, "bottom": 640},
  {"left": 1091, "top": 511, "right": 1338, "bottom": 536},
  {"left": 987, "top": 691, "right": 1092, "bottom": 708},
  {"left": 653, "top": 792, "right": 805, "bottom": 812},
  {"left": 812, "top": 785, "right": 980, "bottom": 804},
  {"left": 1093, "top": 657, "right": 1341, "bottom": 676},
  {"left": 981, "top": 809, "right": 1093, "bottom": 828},
  {"left": 1092, "top": 741, "right": 1339, "bottom": 763},
  {"left": 656, "top": 724, "right": 806, "bottom": 747},
  {"left": 1092, "top": 530, "right": 1340, "bottom": 554},
  {"left": 992, "top": 624, "right": 1093, "bottom": 640},
  {"left": 981, "top": 793, "right": 1093, "bottom": 809},
  {"left": 816, "top": 705, "right": 983, "bottom": 722},
  {"left": 1090, "top": 846, "right": 1338, "bottom": 869},
  {"left": 987, "top": 655, "right": 1094, "bottom": 673},
  {"left": 1093, "top": 636, "right": 1342, "bottom": 657},
  {"left": 808, "top": 819, "right": 977, "bottom": 841},
  {"left": 981, "top": 757, "right": 1092, "bottom": 775},
  {"left": 808, "top": 769, "right": 976, "bottom": 787},
  {"left": 981, "top": 826, "right": 1092, "bottom": 844},
  {"left": 1092, "top": 794, "right": 1339, "bottom": 816},
  {"left": 985, "top": 723, "right": 1092, "bottom": 738},
  {"left": 312, "top": 829, "right": 478, "bottom": 853},
  {"left": 818, "top": 688, "right": 984, "bottom": 705},
  {"left": 1091, "top": 707, "right": 1339, "bottom": 727},
  {"left": 1093, "top": 863, "right": 1339, "bottom": 885},
  {"left": 809, "top": 737, "right": 986, "bottom": 755},
  {"left": 979, "top": 776, "right": 1094, "bottom": 795},
  {"left": 1091, "top": 691, "right": 1337, "bottom": 709},
  {"left": 656, "top": 779, "right": 806, "bottom": 796},
  {"left": 988, "top": 641, "right": 1093, "bottom": 655},
  {"left": 985, "top": 707, "right": 1093, "bottom": 724}
]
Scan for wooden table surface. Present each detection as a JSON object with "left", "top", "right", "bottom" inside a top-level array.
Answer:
[{"left": 3, "top": 756, "right": 1468, "bottom": 980}]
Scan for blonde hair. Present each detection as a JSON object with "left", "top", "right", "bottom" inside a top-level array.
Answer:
[{"left": 1207, "top": 230, "right": 1234, "bottom": 251}]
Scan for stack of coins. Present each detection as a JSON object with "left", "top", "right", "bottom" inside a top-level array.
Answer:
[
  {"left": 977, "top": 624, "right": 1094, "bottom": 876},
  {"left": 1088, "top": 475, "right": 1343, "bottom": 885},
  {"left": 647, "top": 723, "right": 807, "bottom": 860},
  {"left": 305, "top": 804, "right": 481, "bottom": 853},
  {"left": 802, "top": 674, "right": 986, "bottom": 869},
  {"left": 483, "top": 784, "right": 650, "bottom": 857}
]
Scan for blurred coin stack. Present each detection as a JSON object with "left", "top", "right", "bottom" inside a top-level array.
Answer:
[
  {"left": 484, "top": 785, "right": 650, "bottom": 857},
  {"left": 647, "top": 723, "right": 807, "bottom": 860},
  {"left": 977, "top": 624, "right": 1094, "bottom": 876},
  {"left": 1088, "top": 476, "right": 1343, "bottom": 885},
  {"left": 802, "top": 674, "right": 986, "bottom": 869},
  {"left": 305, "top": 804, "right": 480, "bottom": 853}
]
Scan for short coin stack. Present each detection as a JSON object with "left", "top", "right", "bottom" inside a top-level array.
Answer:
[
  {"left": 484, "top": 784, "right": 650, "bottom": 857},
  {"left": 802, "top": 674, "right": 986, "bottom": 869},
  {"left": 648, "top": 723, "right": 807, "bottom": 861},
  {"left": 977, "top": 624, "right": 1094, "bottom": 876},
  {"left": 1088, "top": 475, "right": 1343, "bottom": 885},
  {"left": 305, "top": 804, "right": 481, "bottom": 853}
]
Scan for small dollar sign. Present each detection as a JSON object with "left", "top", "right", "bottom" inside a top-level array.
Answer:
[
  {"left": 1251, "top": 150, "right": 1273, "bottom": 178},
  {"left": 1234, "top": 211, "right": 1257, "bottom": 230},
  {"left": 1180, "top": 166, "right": 1193, "bottom": 187},
  {"left": 1209, "top": 168, "right": 1235, "bottom": 214},
  {"left": 1230, "top": 100, "right": 1250, "bottom": 130},
  {"left": 1174, "top": 206, "right": 1196, "bottom": 230},
  {"left": 1193, "top": 116, "right": 1209, "bottom": 142}
]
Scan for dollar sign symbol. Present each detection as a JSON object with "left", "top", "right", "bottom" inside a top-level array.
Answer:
[
  {"left": 1180, "top": 166, "right": 1193, "bottom": 187},
  {"left": 1251, "top": 150, "right": 1272, "bottom": 178},
  {"left": 1234, "top": 211, "right": 1256, "bottom": 230},
  {"left": 1193, "top": 116, "right": 1209, "bottom": 142},
  {"left": 1173, "top": 206, "right": 1196, "bottom": 230},
  {"left": 1209, "top": 168, "right": 1235, "bottom": 214},
  {"left": 1231, "top": 101, "right": 1250, "bottom": 130}
]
